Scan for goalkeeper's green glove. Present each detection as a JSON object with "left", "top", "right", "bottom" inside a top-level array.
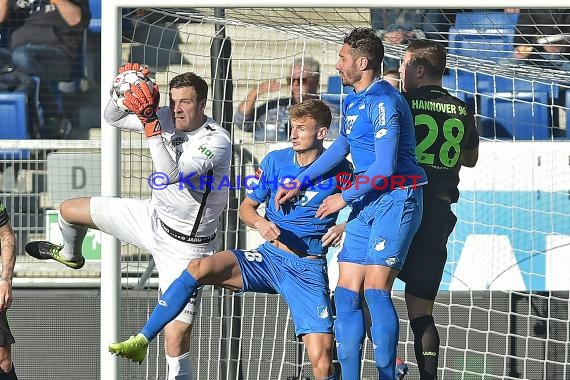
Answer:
[{"left": 123, "top": 82, "right": 161, "bottom": 138}]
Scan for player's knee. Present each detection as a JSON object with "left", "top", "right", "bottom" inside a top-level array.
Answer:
[
  {"left": 186, "top": 257, "right": 206, "bottom": 280},
  {"left": 0, "top": 355, "right": 12, "bottom": 373},
  {"left": 306, "top": 347, "right": 333, "bottom": 378},
  {"left": 59, "top": 199, "right": 74, "bottom": 222}
]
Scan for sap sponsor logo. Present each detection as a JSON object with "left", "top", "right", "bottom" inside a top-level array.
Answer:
[
  {"left": 317, "top": 306, "right": 329, "bottom": 319},
  {"left": 378, "top": 102, "right": 386, "bottom": 125}
]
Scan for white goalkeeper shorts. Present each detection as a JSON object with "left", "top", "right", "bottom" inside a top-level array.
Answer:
[{"left": 90, "top": 196, "right": 216, "bottom": 325}]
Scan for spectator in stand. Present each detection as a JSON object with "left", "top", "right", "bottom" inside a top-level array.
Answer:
[
  {"left": 509, "top": 8, "right": 570, "bottom": 71},
  {"left": 371, "top": 9, "right": 457, "bottom": 70},
  {"left": 233, "top": 56, "right": 341, "bottom": 142},
  {"left": 0, "top": 0, "right": 90, "bottom": 138}
]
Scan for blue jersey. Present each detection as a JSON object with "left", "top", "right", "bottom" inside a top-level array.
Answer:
[
  {"left": 247, "top": 148, "right": 352, "bottom": 256},
  {"left": 300, "top": 80, "right": 427, "bottom": 203}
]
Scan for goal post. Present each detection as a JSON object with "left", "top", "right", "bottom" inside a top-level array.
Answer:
[{"left": 101, "top": 3, "right": 570, "bottom": 380}]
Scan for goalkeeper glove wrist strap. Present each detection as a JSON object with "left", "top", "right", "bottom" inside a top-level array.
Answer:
[{"left": 144, "top": 120, "right": 162, "bottom": 138}]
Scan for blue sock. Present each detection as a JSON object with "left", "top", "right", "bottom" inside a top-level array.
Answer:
[
  {"left": 334, "top": 287, "right": 365, "bottom": 380},
  {"left": 141, "top": 270, "right": 198, "bottom": 341},
  {"left": 364, "top": 289, "right": 398, "bottom": 380}
]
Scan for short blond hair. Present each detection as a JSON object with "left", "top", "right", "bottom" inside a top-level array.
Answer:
[{"left": 288, "top": 99, "right": 331, "bottom": 129}]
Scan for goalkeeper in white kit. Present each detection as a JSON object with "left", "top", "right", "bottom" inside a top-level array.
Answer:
[{"left": 25, "top": 63, "right": 232, "bottom": 380}]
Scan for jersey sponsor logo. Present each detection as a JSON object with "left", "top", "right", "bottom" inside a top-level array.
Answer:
[
  {"left": 197, "top": 144, "right": 214, "bottom": 160},
  {"left": 375, "top": 128, "right": 388, "bottom": 139},
  {"left": 296, "top": 190, "right": 318, "bottom": 206},
  {"left": 378, "top": 102, "right": 386, "bottom": 126},
  {"left": 317, "top": 306, "right": 329, "bottom": 319},
  {"left": 171, "top": 136, "right": 186, "bottom": 146},
  {"left": 345, "top": 115, "right": 358, "bottom": 135},
  {"left": 374, "top": 238, "right": 386, "bottom": 251}
]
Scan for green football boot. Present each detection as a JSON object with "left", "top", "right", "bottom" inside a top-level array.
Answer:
[
  {"left": 108, "top": 334, "right": 149, "bottom": 364},
  {"left": 25, "top": 241, "right": 85, "bottom": 270}
]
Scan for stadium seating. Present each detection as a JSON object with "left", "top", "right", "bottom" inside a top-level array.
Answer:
[
  {"left": 448, "top": 12, "right": 519, "bottom": 62},
  {"left": 454, "top": 12, "right": 520, "bottom": 29},
  {"left": 478, "top": 91, "right": 551, "bottom": 139},
  {"left": 0, "top": 92, "right": 30, "bottom": 159},
  {"left": 88, "top": 0, "right": 101, "bottom": 33},
  {"left": 327, "top": 75, "right": 351, "bottom": 95}
]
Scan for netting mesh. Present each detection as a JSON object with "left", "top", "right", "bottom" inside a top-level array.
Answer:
[{"left": 110, "top": 7, "right": 570, "bottom": 380}]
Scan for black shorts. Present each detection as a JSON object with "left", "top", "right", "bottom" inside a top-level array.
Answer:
[
  {"left": 0, "top": 310, "right": 15, "bottom": 346},
  {"left": 398, "top": 197, "right": 457, "bottom": 301}
]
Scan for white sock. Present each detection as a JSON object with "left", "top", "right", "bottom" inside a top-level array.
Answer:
[
  {"left": 58, "top": 216, "right": 87, "bottom": 261},
  {"left": 165, "top": 352, "right": 192, "bottom": 380}
]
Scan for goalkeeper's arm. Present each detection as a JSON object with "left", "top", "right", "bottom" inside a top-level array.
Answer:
[{"left": 103, "top": 98, "right": 145, "bottom": 132}]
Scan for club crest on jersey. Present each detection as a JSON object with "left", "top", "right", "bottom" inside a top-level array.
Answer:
[
  {"left": 374, "top": 238, "right": 386, "bottom": 251},
  {"left": 317, "top": 306, "right": 329, "bottom": 319},
  {"left": 378, "top": 102, "right": 386, "bottom": 125},
  {"left": 255, "top": 167, "right": 263, "bottom": 179}
]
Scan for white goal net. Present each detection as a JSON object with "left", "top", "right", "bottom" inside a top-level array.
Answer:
[{"left": 104, "top": 5, "right": 570, "bottom": 380}]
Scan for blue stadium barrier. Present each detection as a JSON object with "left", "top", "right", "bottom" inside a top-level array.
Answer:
[
  {"left": 449, "top": 12, "right": 519, "bottom": 62},
  {"left": 327, "top": 75, "right": 351, "bottom": 95},
  {"left": 88, "top": 0, "right": 101, "bottom": 33},
  {"left": 479, "top": 76, "right": 560, "bottom": 100},
  {"left": 0, "top": 92, "right": 30, "bottom": 159},
  {"left": 448, "top": 28, "right": 516, "bottom": 61},
  {"left": 320, "top": 93, "right": 345, "bottom": 110},
  {"left": 454, "top": 12, "right": 519, "bottom": 29},
  {"left": 478, "top": 91, "right": 551, "bottom": 140}
]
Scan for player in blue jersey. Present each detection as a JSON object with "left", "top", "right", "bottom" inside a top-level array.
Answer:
[
  {"left": 275, "top": 28, "right": 427, "bottom": 380},
  {"left": 398, "top": 40, "right": 479, "bottom": 380},
  {"left": 108, "top": 99, "right": 352, "bottom": 380}
]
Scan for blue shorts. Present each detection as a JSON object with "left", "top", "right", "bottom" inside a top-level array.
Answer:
[
  {"left": 231, "top": 242, "right": 333, "bottom": 336},
  {"left": 338, "top": 186, "right": 423, "bottom": 269}
]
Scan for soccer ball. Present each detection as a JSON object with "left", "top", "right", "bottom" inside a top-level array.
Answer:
[{"left": 110, "top": 70, "right": 156, "bottom": 111}]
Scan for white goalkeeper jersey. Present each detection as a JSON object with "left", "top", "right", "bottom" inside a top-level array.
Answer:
[{"left": 104, "top": 100, "right": 232, "bottom": 239}]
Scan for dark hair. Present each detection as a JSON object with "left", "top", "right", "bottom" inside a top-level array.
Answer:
[
  {"left": 343, "top": 27, "right": 384, "bottom": 73},
  {"left": 169, "top": 72, "right": 208, "bottom": 102},
  {"left": 406, "top": 40, "right": 447, "bottom": 78},
  {"left": 288, "top": 99, "right": 331, "bottom": 129}
]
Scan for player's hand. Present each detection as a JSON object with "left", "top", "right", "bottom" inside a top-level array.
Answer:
[
  {"left": 315, "top": 193, "right": 346, "bottom": 219},
  {"left": 0, "top": 279, "right": 13, "bottom": 311},
  {"left": 254, "top": 219, "right": 281, "bottom": 242},
  {"left": 274, "top": 179, "right": 301, "bottom": 210},
  {"left": 321, "top": 222, "right": 346, "bottom": 248},
  {"left": 123, "top": 82, "right": 161, "bottom": 138},
  {"left": 119, "top": 62, "right": 151, "bottom": 77}
]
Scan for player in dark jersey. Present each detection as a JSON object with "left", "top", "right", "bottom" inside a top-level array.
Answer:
[
  {"left": 0, "top": 201, "right": 18, "bottom": 379},
  {"left": 108, "top": 99, "right": 352, "bottom": 380},
  {"left": 398, "top": 40, "right": 479, "bottom": 380}
]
